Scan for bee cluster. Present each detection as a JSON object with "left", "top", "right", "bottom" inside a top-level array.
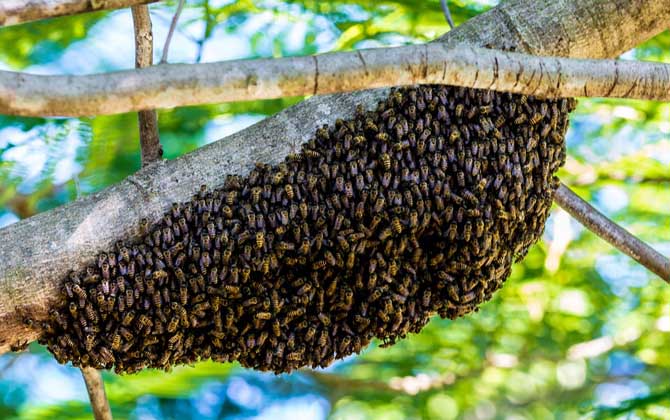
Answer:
[{"left": 40, "top": 85, "right": 575, "bottom": 374}]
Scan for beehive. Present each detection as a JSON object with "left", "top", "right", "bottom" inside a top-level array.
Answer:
[{"left": 40, "top": 85, "right": 576, "bottom": 374}]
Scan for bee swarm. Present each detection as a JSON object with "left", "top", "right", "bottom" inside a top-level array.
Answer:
[{"left": 40, "top": 85, "right": 575, "bottom": 374}]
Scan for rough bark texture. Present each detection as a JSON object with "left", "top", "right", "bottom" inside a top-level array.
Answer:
[
  {"left": 0, "top": 0, "right": 157, "bottom": 26},
  {"left": 0, "top": 0, "right": 668, "bottom": 353},
  {"left": 81, "top": 367, "right": 113, "bottom": 420},
  {"left": 435, "top": 0, "right": 670, "bottom": 60},
  {"left": 131, "top": 4, "right": 162, "bottom": 166},
  {"left": 2, "top": 44, "right": 670, "bottom": 117}
]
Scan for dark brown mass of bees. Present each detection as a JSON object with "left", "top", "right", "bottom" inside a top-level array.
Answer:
[{"left": 40, "top": 85, "right": 575, "bottom": 374}]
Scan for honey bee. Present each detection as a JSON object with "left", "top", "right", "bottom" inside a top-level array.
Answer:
[
  {"left": 379, "top": 152, "right": 391, "bottom": 170},
  {"left": 286, "top": 307, "right": 305, "bottom": 319},
  {"left": 243, "top": 297, "right": 258, "bottom": 307},
  {"left": 250, "top": 187, "right": 263, "bottom": 204},
  {"left": 119, "top": 327, "right": 134, "bottom": 341},
  {"left": 462, "top": 221, "right": 472, "bottom": 241},
  {"left": 124, "top": 288, "right": 134, "bottom": 308},
  {"left": 312, "top": 260, "right": 327, "bottom": 271},
  {"left": 284, "top": 184, "right": 295, "bottom": 200},
  {"left": 224, "top": 284, "right": 240, "bottom": 295},
  {"left": 84, "top": 334, "right": 96, "bottom": 352},
  {"left": 111, "top": 333, "right": 121, "bottom": 350},
  {"left": 255, "top": 312, "right": 272, "bottom": 320},
  {"left": 136, "top": 314, "right": 152, "bottom": 330},
  {"left": 286, "top": 350, "right": 304, "bottom": 361},
  {"left": 9, "top": 340, "right": 30, "bottom": 353},
  {"left": 346, "top": 251, "right": 356, "bottom": 270},
  {"left": 447, "top": 285, "right": 460, "bottom": 302},
  {"left": 378, "top": 227, "right": 393, "bottom": 241},
  {"left": 85, "top": 304, "right": 99, "bottom": 323},
  {"left": 391, "top": 217, "right": 402, "bottom": 234},
  {"left": 72, "top": 284, "right": 87, "bottom": 301},
  {"left": 122, "top": 310, "right": 136, "bottom": 326},
  {"left": 318, "top": 330, "right": 329, "bottom": 347},
  {"left": 297, "top": 283, "right": 312, "bottom": 296},
  {"left": 529, "top": 112, "right": 543, "bottom": 125},
  {"left": 449, "top": 127, "right": 460, "bottom": 142},
  {"left": 68, "top": 302, "right": 78, "bottom": 318},
  {"left": 139, "top": 218, "right": 150, "bottom": 236},
  {"left": 332, "top": 213, "right": 345, "bottom": 231},
  {"left": 261, "top": 256, "right": 271, "bottom": 275},
  {"left": 388, "top": 260, "right": 399, "bottom": 277},
  {"left": 551, "top": 131, "right": 563, "bottom": 143},
  {"left": 422, "top": 290, "right": 432, "bottom": 307},
  {"left": 369, "top": 287, "right": 383, "bottom": 302},
  {"left": 168, "top": 331, "right": 183, "bottom": 349},
  {"left": 277, "top": 241, "right": 295, "bottom": 252},
  {"left": 221, "top": 205, "right": 234, "bottom": 220},
  {"left": 338, "top": 336, "right": 352, "bottom": 354},
  {"left": 226, "top": 190, "right": 238, "bottom": 206}
]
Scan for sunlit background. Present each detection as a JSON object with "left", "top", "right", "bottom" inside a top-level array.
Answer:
[{"left": 0, "top": 0, "right": 669, "bottom": 418}]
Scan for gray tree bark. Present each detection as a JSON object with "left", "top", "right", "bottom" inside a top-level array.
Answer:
[
  {"left": 80, "top": 367, "right": 113, "bottom": 420},
  {"left": 131, "top": 4, "right": 162, "bottom": 166},
  {"left": 0, "top": 0, "right": 668, "bottom": 353},
  {"left": 2, "top": 45, "right": 670, "bottom": 117}
]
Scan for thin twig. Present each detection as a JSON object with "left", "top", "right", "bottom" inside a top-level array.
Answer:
[
  {"left": 81, "top": 367, "right": 113, "bottom": 420},
  {"left": 554, "top": 183, "right": 670, "bottom": 282},
  {"left": 2, "top": 44, "right": 670, "bottom": 117},
  {"left": 440, "top": 0, "right": 455, "bottom": 29},
  {"left": 131, "top": 4, "right": 163, "bottom": 166},
  {"left": 160, "top": 0, "right": 185, "bottom": 64}
]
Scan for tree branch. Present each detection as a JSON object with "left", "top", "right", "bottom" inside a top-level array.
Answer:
[
  {"left": 1, "top": 44, "right": 669, "bottom": 117},
  {"left": 131, "top": 4, "right": 162, "bottom": 166},
  {"left": 435, "top": 0, "right": 670, "bottom": 60},
  {"left": 81, "top": 367, "right": 113, "bottom": 420},
  {"left": 0, "top": 0, "right": 667, "bottom": 354},
  {"left": 554, "top": 184, "right": 670, "bottom": 282},
  {"left": 0, "top": 0, "right": 157, "bottom": 26}
]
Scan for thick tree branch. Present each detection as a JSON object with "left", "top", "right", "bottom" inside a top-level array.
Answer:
[
  {"left": 0, "top": 0, "right": 667, "bottom": 353},
  {"left": 81, "top": 367, "right": 113, "bottom": 420},
  {"left": 1, "top": 44, "right": 669, "bottom": 117},
  {"left": 131, "top": 4, "right": 162, "bottom": 166},
  {"left": 0, "top": 0, "right": 157, "bottom": 26},
  {"left": 435, "top": 0, "right": 670, "bottom": 60},
  {"left": 554, "top": 184, "right": 670, "bottom": 282}
]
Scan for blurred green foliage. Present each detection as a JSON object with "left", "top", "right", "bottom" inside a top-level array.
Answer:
[{"left": 0, "top": 1, "right": 669, "bottom": 419}]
